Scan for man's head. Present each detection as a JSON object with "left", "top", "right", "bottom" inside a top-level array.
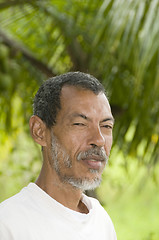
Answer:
[
  {"left": 33, "top": 71, "right": 105, "bottom": 128},
  {"left": 30, "top": 72, "right": 114, "bottom": 191}
]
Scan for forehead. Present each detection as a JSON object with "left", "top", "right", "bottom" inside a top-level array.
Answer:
[{"left": 57, "top": 85, "right": 113, "bottom": 121}]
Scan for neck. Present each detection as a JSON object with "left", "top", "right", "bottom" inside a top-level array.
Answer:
[{"left": 35, "top": 160, "right": 89, "bottom": 214}]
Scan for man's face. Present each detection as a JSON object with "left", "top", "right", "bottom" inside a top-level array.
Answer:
[{"left": 48, "top": 86, "right": 114, "bottom": 191}]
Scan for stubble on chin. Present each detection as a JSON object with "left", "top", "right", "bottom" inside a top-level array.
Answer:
[{"left": 50, "top": 132, "right": 108, "bottom": 191}]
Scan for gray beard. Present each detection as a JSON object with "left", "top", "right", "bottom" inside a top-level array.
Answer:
[{"left": 50, "top": 132, "right": 108, "bottom": 191}]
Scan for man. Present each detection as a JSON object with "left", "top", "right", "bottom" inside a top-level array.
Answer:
[{"left": 0, "top": 72, "right": 117, "bottom": 239}]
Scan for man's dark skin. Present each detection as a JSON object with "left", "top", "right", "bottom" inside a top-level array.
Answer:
[{"left": 29, "top": 85, "right": 114, "bottom": 214}]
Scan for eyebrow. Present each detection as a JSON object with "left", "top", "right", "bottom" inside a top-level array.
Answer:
[
  {"left": 101, "top": 117, "right": 115, "bottom": 124},
  {"left": 71, "top": 113, "right": 115, "bottom": 123},
  {"left": 71, "top": 113, "right": 90, "bottom": 120}
]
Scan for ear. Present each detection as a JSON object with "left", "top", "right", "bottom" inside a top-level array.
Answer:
[{"left": 29, "top": 115, "right": 47, "bottom": 146}]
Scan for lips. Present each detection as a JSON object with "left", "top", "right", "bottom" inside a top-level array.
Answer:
[{"left": 81, "top": 155, "right": 105, "bottom": 170}]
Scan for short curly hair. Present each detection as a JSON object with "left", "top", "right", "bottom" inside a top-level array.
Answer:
[{"left": 33, "top": 71, "right": 105, "bottom": 128}]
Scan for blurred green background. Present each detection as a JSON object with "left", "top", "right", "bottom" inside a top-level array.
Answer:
[{"left": 0, "top": 1, "right": 159, "bottom": 239}]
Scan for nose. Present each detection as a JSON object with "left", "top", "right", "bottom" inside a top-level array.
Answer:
[{"left": 88, "top": 127, "right": 105, "bottom": 148}]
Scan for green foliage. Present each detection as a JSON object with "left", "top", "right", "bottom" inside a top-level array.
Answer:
[
  {"left": 0, "top": 0, "right": 158, "bottom": 164},
  {"left": 0, "top": 130, "right": 41, "bottom": 201},
  {"left": 0, "top": 2, "right": 159, "bottom": 239},
  {"left": 97, "top": 147, "right": 159, "bottom": 240}
]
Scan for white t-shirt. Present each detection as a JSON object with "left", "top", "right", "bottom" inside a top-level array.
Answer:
[{"left": 0, "top": 183, "right": 117, "bottom": 240}]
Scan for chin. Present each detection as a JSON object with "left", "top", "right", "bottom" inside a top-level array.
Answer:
[{"left": 66, "top": 175, "right": 102, "bottom": 191}]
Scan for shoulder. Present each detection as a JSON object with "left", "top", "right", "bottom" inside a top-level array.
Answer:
[
  {"left": 0, "top": 185, "right": 32, "bottom": 222},
  {"left": 0, "top": 187, "right": 32, "bottom": 239}
]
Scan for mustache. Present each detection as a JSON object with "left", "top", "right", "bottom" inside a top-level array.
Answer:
[{"left": 77, "top": 147, "right": 108, "bottom": 162}]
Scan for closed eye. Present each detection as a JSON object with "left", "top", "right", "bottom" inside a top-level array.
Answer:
[
  {"left": 101, "top": 125, "right": 113, "bottom": 129},
  {"left": 73, "top": 123, "right": 85, "bottom": 126}
]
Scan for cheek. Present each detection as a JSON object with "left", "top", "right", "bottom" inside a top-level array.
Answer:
[
  {"left": 69, "top": 135, "right": 85, "bottom": 153},
  {"left": 59, "top": 133, "right": 85, "bottom": 155},
  {"left": 105, "top": 136, "right": 113, "bottom": 156}
]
